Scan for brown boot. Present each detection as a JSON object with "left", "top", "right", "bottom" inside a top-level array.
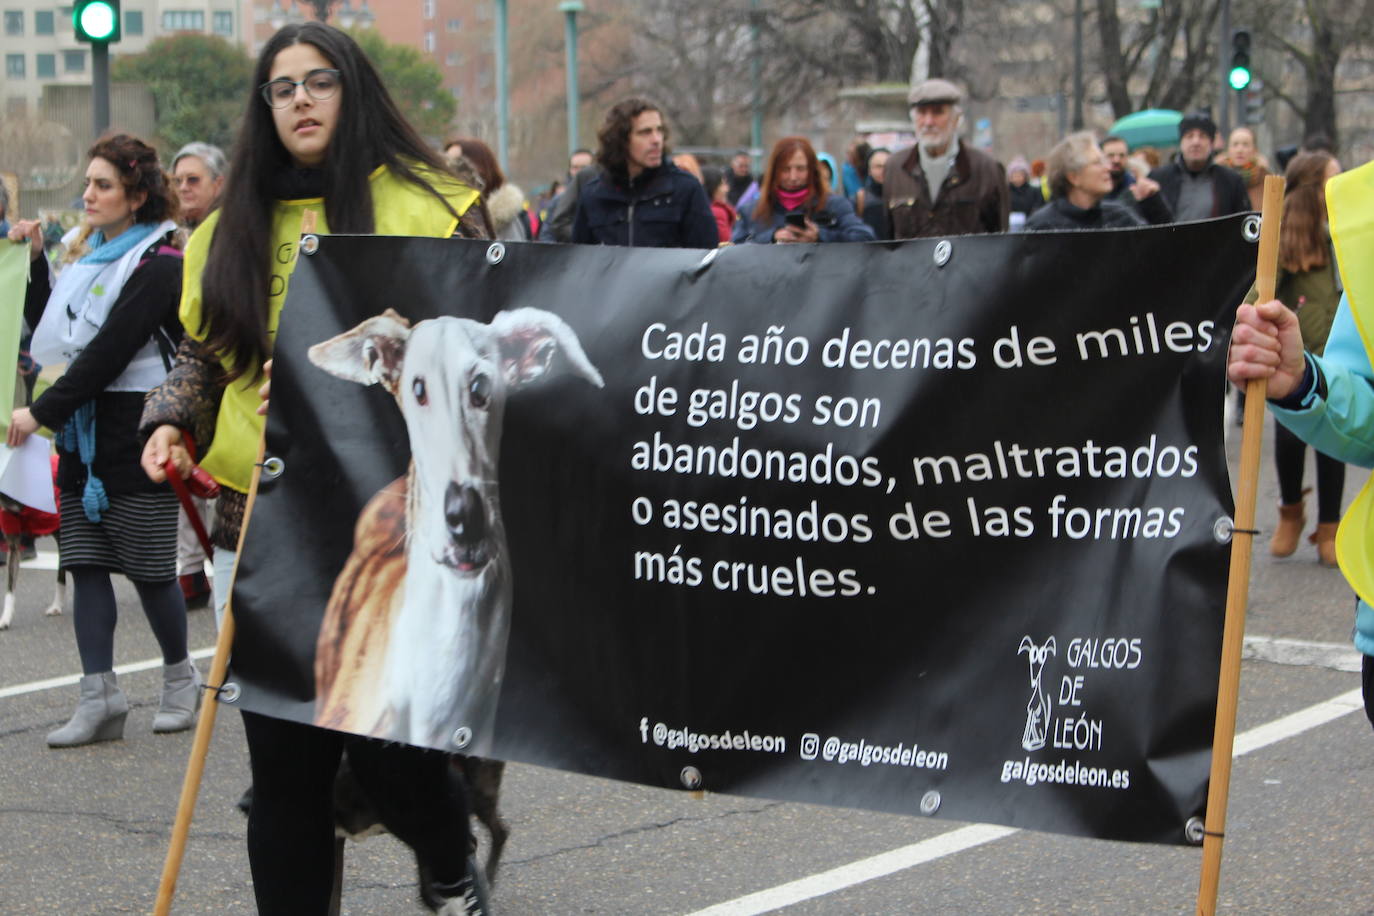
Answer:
[
  {"left": 1310, "top": 522, "right": 1339, "bottom": 567},
  {"left": 1270, "top": 500, "right": 1307, "bottom": 557}
]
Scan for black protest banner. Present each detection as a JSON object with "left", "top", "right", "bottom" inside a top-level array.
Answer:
[{"left": 229, "top": 218, "right": 1256, "bottom": 844}]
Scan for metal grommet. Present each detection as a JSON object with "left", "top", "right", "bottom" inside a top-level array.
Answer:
[
  {"left": 260, "top": 456, "right": 285, "bottom": 481},
  {"left": 1241, "top": 215, "right": 1262, "bottom": 243},
  {"left": 919, "top": 789, "right": 942, "bottom": 815},
  {"left": 680, "top": 766, "right": 702, "bottom": 790},
  {"left": 1213, "top": 516, "right": 1235, "bottom": 544},
  {"left": 485, "top": 242, "right": 506, "bottom": 265},
  {"left": 1185, "top": 816, "right": 1205, "bottom": 845},
  {"left": 697, "top": 247, "right": 720, "bottom": 270},
  {"left": 300, "top": 234, "right": 320, "bottom": 255},
  {"left": 219, "top": 682, "right": 241, "bottom": 703},
  {"left": 451, "top": 726, "right": 472, "bottom": 749},
  {"left": 933, "top": 239, "right": 952, "bottom": 267}
]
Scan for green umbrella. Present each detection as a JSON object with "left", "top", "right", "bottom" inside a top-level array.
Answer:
[{"left": 1107, "top": 109, "right": 1183, "bottom": 151}]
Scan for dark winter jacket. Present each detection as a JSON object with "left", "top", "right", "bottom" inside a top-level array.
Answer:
[
  {"left": 883, "top": 142, "right": 1009, "bottom": 239},
  {"left": 1008, "top": 182, "right": 1043, "bottom": 219},
  {"left": 732, "top": 193, "right": 877, "bottom": 244},
  {"left": 1101, "top": 171, "right": 1174, "bottom": 225},
  {"left": 858, "top": 178, "right": 887, "bottom": 240},
  {"left": 572, "top": 163, "right": 718, "bottom": 249},
  {"left": 1148, "top": 156, "right": 1253, "bottom": 221},
  {"left": 1024, "top": 196, "right": 1145, "bottom": 231}
]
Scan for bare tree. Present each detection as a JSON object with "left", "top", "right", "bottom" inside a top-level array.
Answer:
[
  {"left": 1095, "top": 0, "right": 1223, "bottom": 120},
  {"left": 1240, "top": 0, "right": 1374, "bottom": 147}
]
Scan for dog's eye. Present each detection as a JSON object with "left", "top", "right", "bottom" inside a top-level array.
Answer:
[
  {"left": 412, "top": 377, "right": 428, "bottom": 406},
  {"left": 469, "top": 373, "right": 491, "bottom": 408}
]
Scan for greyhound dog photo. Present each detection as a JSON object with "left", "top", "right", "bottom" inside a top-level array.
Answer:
[{"left": 307, "top": 306, "right": 603, "bottom": 750}]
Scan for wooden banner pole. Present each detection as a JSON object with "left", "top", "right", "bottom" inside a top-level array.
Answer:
[
  {"left": 1195, "top": 174, "right": 1286, "bottom": 915},
  {"left": 154, "top": 211, "right": 314, "bottom": 915}
]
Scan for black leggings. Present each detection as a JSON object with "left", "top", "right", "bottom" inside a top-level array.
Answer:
[
  {"left": 241, "top": 711, "right": 471, "bottom": 915},
  {"left": 69, "top": 566, "right": 187, "bottom": 674},
  {"left": 1274, "top": 422, "right": 1346, "bottom": 522}
]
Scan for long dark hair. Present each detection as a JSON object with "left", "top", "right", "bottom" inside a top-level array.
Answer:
[
  {"left": 595, "top": 97, "right": 670, "bottom": 180},
  {"left": 753, "top": 136, "right": 827, "bottom": 223},
  {"left": 200, "top": 22, "right": 460, "bottom": 381},
  {"left": 1278, "top": 151, "right": 1336, "bottom": 274},
  {"left": 450, "top": 137, "right": 504, "bottom": 194},
  {"left": 68, "top": 133, "right": 180, "bottom": 261}
]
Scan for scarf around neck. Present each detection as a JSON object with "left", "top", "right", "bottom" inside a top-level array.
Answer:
[{"left": 775, "top": 186, "right": 811, "bottom": 212}]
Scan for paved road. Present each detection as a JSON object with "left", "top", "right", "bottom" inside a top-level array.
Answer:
[{"left": 3, "top": 409, "right": 1374, "bottom": 915}]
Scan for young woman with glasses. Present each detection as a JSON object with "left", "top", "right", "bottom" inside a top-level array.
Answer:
[{"left": 139, "top": 22, "right": 489, "bottom": 914}]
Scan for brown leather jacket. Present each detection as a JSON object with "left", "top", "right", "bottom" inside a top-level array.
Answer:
[{"left": 884, "top": 142, "right": 1009, "bottom": 239}]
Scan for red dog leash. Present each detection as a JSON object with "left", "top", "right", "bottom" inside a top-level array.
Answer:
[{"left": 163, "top": 432, "right": 219, "bottom": 558}]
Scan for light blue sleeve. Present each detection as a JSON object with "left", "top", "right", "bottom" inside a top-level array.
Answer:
[{"left": 1270, "top": 293, "right": 1374, "bottom": 467}]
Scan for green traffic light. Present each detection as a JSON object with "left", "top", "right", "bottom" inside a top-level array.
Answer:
[
  {"left": 75, "top": 0, "right": 117, "bottom": 42},
  {"left": 1228, "top": 66, "right": 1252, "bottom": 91}
]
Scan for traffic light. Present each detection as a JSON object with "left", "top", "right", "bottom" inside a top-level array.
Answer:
[
  {"left": 1228, "top": 29, "right": 1252, "bottom": 91},
  {"left": 73, "top": 0, "right": 120, "bottom": 44}
]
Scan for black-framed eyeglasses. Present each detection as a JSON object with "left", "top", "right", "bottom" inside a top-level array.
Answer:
[{"left": 259, "top": 68, "right": 341, "bottom": 109}]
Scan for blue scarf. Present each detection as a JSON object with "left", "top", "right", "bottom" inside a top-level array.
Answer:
[
  {"left": 53, "top": 222, "right": 164, "bottom": 523},
  {"left": 79, "top": 221, "right": 163, "bottom": 265},
  {"left": 58, "top": 402, "right": 107, "bottom": 523}
]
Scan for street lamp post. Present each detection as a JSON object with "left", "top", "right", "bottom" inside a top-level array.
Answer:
[
  {"left": 559, "top": 0, "right": 584, "bottom": 156},
  {"left": 495, "top": 0, "right": 509, "bottom": 170},
  {"left": 750, "top": 0, "right": 762, "bottom": 173}
]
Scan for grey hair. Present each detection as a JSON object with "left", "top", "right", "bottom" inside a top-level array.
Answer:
[
  {"left": 172, "top": 141, "right": 228, "bottom": 180},
  {"left": 1046, "top": 131, "right": 1100, "bottom": 199}
]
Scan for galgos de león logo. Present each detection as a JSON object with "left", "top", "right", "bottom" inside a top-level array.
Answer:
[{"left": 1018, "top": 635, "right": 1057, "bottom": 752}]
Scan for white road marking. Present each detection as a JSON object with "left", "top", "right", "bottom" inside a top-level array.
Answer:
[
  {"left": 684, "top": 687, "right": 1367, "bottom": 916},
  {"left": 1242, "top": 635, "right": 1362, "bottom": 672},
  {"left": 0, "top": 646, "right": 216, "bottom": 700}
]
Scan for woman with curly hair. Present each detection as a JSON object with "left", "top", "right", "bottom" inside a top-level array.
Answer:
[{"left": 7, "top": 133, "right": 196, "bottom": 747}]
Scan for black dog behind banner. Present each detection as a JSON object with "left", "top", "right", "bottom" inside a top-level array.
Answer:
[{"left": 231, "top": 222, "right": 1255, "bottom": 846}]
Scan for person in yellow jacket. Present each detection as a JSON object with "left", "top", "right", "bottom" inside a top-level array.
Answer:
[
  {"left": 1229, "top": 156, "right": 1374, "bottom": 732},
  {"left": 138, "top": 22, "right": 488, "bottom": 914}
]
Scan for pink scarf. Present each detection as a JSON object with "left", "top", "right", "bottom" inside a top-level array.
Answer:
[{"left": 775, "top": 186, "right": 811, "bottom": 212}]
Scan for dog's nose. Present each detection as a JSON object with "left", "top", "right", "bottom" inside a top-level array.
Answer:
[{"left": 444, "top": 482, "right": 486, "bottom": 547}]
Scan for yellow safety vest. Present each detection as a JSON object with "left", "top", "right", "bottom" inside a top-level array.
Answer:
[
  {"left": 1325, "top": 160, "right": 1374, "bottom": 602},
  {"left": 181, "top": 165, "right": 479, "bottom": 492}
]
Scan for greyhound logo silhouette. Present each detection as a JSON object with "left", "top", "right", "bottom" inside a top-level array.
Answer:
[{"left": 1018, "top": 636, "right": 1057, "bottom": 752}]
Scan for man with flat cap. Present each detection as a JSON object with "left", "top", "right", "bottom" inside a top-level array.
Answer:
[
  {"left": 883, "top": 77, "right": 1009, "bottom": 239},
  {"left": 1148, "top": 111, "right": 1251, "bottom": 222}
]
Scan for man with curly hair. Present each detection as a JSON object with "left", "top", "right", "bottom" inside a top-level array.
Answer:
[{"left": 571, "top": 97, "right": 716, "bottom": 249}]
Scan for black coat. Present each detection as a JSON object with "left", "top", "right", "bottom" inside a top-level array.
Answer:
[
  {"left": 1148, "top": 157, "right": 1252, "bottom": 220},
  {"left": 1024, "top": 196, "right": 1145, "bottom": 231},
  {"left": 1009, "top": 182, "right": 1043, "bottom": 218},
  {"left": 571, "top": 163, "right": 718, "bottom": 249}
]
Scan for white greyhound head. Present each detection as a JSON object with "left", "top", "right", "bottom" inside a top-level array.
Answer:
[{"left": 308, "top": 307, "right": 604, "bottom": 573}]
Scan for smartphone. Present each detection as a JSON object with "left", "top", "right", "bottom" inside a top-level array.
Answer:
[{"left": 784, "top": 212, "right": 808, "bottom": 228}]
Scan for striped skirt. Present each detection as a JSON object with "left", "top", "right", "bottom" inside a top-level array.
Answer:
[{"left": 58, "top": 488, "right": 180, "bottom": 581}]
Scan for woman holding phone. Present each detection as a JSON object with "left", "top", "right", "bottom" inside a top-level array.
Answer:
[{"left": 731, "top": 136, "right": 875, "bottom": 244}]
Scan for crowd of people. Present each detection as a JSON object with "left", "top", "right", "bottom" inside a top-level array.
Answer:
[{"left": 2, "top": 19, "right": 1369, "bottom": 913}]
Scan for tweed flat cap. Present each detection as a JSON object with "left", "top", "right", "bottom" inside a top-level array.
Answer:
[{"left": 908, "top": 78, "right": 963, "bottom": 107}]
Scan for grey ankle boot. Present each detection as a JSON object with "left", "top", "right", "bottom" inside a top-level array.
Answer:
[
  {"left": 153, "top": 658, "right": 203, "bottom": 733},
  {"left": 47, "top": 672, "right": 128, "bottom": 748}
]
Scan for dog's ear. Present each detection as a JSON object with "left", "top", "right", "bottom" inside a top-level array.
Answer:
[
  {"left": 307, "top": 310, "right": 412, "bottom": 393},
  {"left": 487, "top": 308, "right": 604, "bottom": 390}
]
